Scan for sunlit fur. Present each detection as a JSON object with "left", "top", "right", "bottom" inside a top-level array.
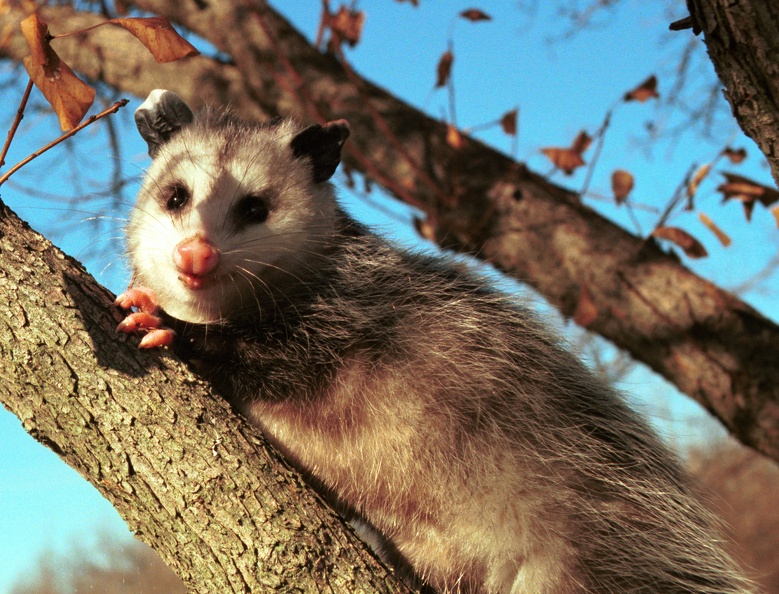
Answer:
[
  {"left": 128, "top": 105, "right": 755, "bottom": 593},
  {"left": 128, "top": 113, "right": 339, "bottom": 324}
]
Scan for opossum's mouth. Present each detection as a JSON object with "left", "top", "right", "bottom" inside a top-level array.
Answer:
[{"left": 178, "top": 272, "right": 210, "bottom": 290}]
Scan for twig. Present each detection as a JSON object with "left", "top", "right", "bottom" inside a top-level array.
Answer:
[
  {"left": 48, "top": 19, "right": 118, "bottom": 39},
  {"left": 314, "top": 0, "right": 330, "bottom": 49},
  {"left": 446, "top": 42, "right": 457, "bottom": 127},
  {"left": 578, "top": 108, "right": 612, "bottom": 199},
  {"left": 652, "top": 162, "right": 697, "bottom": 231},
  {"left": 0, "top": 99, "right": 129, "bottom": 187},
  {"left": 0, "top": 78, "right": 34, "bottom": 170},
  {"left": 583, "top": 191, "right": 660, "bottom": 213},
  {"left": 625, "top": 201, "right": 643, "bottom": 236}
]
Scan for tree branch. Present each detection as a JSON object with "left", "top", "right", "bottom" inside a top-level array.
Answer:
[
  {"left": 0, "top": 200, "right": 410, "bottom": 592},
  {"left": 0, "top": 99, "right": 129, "bottom": 187},
  {"left": 0, "top": 78, "right": 33, "bottom": 169}
]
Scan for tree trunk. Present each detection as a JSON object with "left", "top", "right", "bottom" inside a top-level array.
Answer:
[
  {"left": 688, "top": 0, "right": 779, "bottom": 186},
  {"left": 0, "top": 200, "right": 411, "bottom": 592}
]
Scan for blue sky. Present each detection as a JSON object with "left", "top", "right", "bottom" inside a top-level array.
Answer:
[{"left": 1, "top": 1, "right": 777, "bottom": 591}]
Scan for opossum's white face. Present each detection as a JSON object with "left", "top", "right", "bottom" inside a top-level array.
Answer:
[{"left": 128, "top": 100, "right": 348, "bottom": 324}]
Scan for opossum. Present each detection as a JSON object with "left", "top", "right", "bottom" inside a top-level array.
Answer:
[{"left": 116, "top": 89, "right": 755, "bottom": 594}]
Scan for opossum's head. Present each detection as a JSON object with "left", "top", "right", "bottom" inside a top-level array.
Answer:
[{"left": 128, "top": 90, "right": 350, "bottom": 324}]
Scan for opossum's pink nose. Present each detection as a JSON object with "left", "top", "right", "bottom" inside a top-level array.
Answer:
[{"left": 174, "top": 237, "right": 220, "bottom": 277}]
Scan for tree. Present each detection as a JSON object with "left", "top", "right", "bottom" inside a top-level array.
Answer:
[{"left": 0, "top": 0, "right": 777, "bottom": 591}]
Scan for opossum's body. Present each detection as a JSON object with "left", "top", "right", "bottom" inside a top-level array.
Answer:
[{"left": 119, "top": 91, "right": 754, "bottom": 593}]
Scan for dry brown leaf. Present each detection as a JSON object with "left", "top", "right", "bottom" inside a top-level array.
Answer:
[
  {"left": 500, "top": 108, "right": 518, "bottom": 136},
  {"left": 687, "top": 163, "right": 712, "bottom": 199},
  {"left": 21, "top": 13, "right": 95, "bottom": 130},
  {"left": 541, "top": 131, "right": 591, "bottom": 175},
  {"left": 719, "top": 181, "right": 765, "bottom": 199},
  {"left": 446, "top": 124, "right": 465, "bottom": 149},
  {"left": 718, "top": 172, "right": 779, "bottom": 204},
  {"left": 652, "top": 226, "right": 708, "bottom": 258},
  {"left": 108, "top": 17, "right": 199, "bottom": 63},
  {"left": 413, "top": 217, "right": 436, "bottom": 242},
  {"left": 396, "top": 0, "right": 419, "bottom": 5},
  {"left": 571, "top": 130, "right": 592, "bottom": 154},
  {"left": 460, "top": 9, "right": 492, "bottom": 21},
  {"left": 624, "top": 75, "right": 659, "bottom": 102},
  {"left": 717, "top": 172, "right": 779, "bottom": 221},
  {"left": 20, "top": 14, "right": 195, "bottom": 129},
  {"left": 741, "top": 200, "right": 757, "bottom": 222},
  {"left": 698, "top": 212, "right": 731, "bottom": 247},
  {"left": 772, "top": 205, "right": 779, "bottom": 229},
  {"left": 401, "top": 179, "right": 416, "bottom": 195},
  {"left": 541, "top": 148, "right": 584, "bottom": 176},
  {"left": 723, "top": 146, "right": 747, "bottom": 164},
  {"left": 24, "top": 55, "right": 96, "bottom": 131},
  {"left": 574, "top": 284, "right": 598, "bottom": 327},
  {"left": 436, "top": 49, "right": 454, "bottom": 88},
  {"left": 326, "top": 6, "right": 365, "bottom": 47},
  {"left": 20, "top": 12, "right": 49, "bottom": 69},
  {"left": 611, "top": 169, "right": 634, "bottom": 204},
  {"left": 23, "top": 56, "right": 96, "bottom": 131}
]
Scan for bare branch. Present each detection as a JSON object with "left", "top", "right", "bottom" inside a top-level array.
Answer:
[
  {"left": 0, "top": 78, "right": 33, "bottom": 169},
  {"left": 0, "top": 99, "right": 129, "bottom": 187}
]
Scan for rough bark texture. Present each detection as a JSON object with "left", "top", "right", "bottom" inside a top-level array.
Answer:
[
  {"left": 0, "top": 200, "right": 411, "bottom": 592},
  {"left": 12, "top": 0, "right": 775, "bottom": 460},
  {"left": 689, "top": 0, "right": 779, "bottom": 186}
]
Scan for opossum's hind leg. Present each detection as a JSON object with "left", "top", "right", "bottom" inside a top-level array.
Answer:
[{"left": 115, "top": 287, "right": 176, "bottom": 349}]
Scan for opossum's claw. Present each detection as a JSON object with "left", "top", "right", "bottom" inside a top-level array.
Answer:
[
  {"left": 115, "top": 286, "right": 175, "bottom": 349},
  {"left": 138, "top": 328, "right": 176, "bottom": 349},
  {"left": 116, "top": 311, "right": 163, "bottom": 333},
  {"left": 115, "top": 287, "right": 160, "bottom": 314}
]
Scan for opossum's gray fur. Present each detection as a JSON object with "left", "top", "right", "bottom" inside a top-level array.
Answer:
[{"left": 127, "top": 91, "right": 755, "bottom": 594}]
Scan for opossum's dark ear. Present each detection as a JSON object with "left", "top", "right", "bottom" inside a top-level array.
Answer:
[
  {"left": 290, "top": 119, "right": 350, "bottom": 183},
  {"left": 134, "top": 90, "right": 194, "bottom": 158}
]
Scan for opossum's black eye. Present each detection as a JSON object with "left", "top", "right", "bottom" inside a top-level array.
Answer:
[
  {"left": 234, "top": 194, "right": 270, "bottom": 225},
  {"left": 165, "top": 184, "right": 190, "bottom": 211}
]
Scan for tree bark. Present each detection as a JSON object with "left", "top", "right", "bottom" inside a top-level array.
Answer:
[
  {"left": 0, "top": 200, "right": 411, "bottom": 592},
  {"left": 688, "top": 0, "right": 779, "bottom": 186}
]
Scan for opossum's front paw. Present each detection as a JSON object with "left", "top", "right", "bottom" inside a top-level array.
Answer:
[
  {"left": 117, "top": 315, "right": 175, "bottom": 349},
  {"left": 115, "top": 287, "right": 176, "bottom": 349}
]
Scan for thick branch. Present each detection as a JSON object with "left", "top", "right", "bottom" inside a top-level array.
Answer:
[
  {"left": 0, "top": 200, "right": 410, "bottom": 592},
  {"left": 0, "top": 2, "right": 777, "bottom": 461}
]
